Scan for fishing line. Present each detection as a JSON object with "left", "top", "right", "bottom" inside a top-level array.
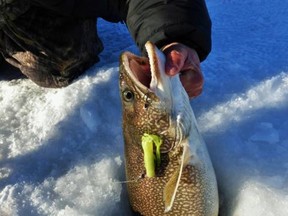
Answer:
[{"left": 113, "top": 173, "right": 145, "bottom": 184}]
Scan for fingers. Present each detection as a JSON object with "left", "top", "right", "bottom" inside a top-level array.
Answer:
[
  {"left": 180, "top": 68, "right": 204, "bottom": 98},
  {"left": 162, "top": 42, "right": 204, "bottom": 98}
]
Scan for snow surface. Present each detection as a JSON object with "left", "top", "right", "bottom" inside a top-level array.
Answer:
[{"left": 1, "top": 0, "right": 288, "bottom": 215}]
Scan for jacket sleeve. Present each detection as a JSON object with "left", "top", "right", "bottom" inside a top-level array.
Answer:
[
  {"left": 0, "top": 0, "right": 30, "bottom": 29},
  {"left": 31, "top": 0, "right": 126, "bottom": 22},
  {"left": 125, "top": 0, "right": 212, "bottom": 61}
]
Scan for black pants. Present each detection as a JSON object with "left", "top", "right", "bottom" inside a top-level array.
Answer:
[{"left": 0, "top": 5, "right": 103, "bottom": 88}]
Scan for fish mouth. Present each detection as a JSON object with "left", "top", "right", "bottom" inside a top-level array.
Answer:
[
  {"left": 121, "top": 41, "right": 167, "bottom": 95},
  {"left": 121, "top": 52, "right": 152, "bottom": 91}
]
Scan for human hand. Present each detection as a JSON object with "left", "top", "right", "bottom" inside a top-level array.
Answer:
[{"left": 162, "top": 42, "right": 204, "bottom": 99}]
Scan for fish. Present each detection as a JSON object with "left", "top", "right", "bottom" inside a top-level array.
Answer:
[{"left": 119, "top": 41, "right": 219, "bottom": 216}]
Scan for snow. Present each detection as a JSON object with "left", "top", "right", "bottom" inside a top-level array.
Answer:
[{"left": 0, "top": 0, "right": 288, "bottom": 215}]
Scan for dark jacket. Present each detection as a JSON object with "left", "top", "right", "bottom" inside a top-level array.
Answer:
[
  {"left": 32, "top": 0, "right": 212, "bottom": 60},
  {"left": 0, "top": 0, "right": 211, "bottom": 87}
]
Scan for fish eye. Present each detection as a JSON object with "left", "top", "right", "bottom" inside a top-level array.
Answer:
[{"left": 123, "top": 90, "right": 134, "bottom": 102}]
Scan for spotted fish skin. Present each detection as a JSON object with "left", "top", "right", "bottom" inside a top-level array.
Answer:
[{"left": 119, "top": 41, "right": 219, "bottom": 216}]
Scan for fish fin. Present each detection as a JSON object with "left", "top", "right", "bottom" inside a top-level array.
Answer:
[
  {"left": 163, "top": 164, "right": 180, "bottom": 212},
  {"left": 163, "top": 140, "right": 191, "bottom": 212}
]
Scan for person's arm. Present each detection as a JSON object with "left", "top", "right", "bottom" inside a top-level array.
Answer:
[
  {"left": 124, "top": 0, "right": 211, "bottom": 98},
  {"left": 125, "top": 0, "right": 211, "bottom": 62},
  {"left": 31, "top": 0, "right": 126, "bottom": 22},
  {"left": 30, "top": 0, "right": 75, "bottom": 16}
]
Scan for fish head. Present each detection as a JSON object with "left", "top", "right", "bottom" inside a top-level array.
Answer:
[{"left": 119, "top": 41, "right": 177, "bottom": 152}]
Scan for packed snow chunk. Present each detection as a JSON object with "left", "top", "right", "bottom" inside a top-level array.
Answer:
[
  {"left": 57, "top": 205, "right": 86, "bottom": 216},
  {"left": 232, "top": 179, "right": 288, "bottom": 216},
  {"left": 80, "top": 103, "right": 102, "bottom": 132},
  {"left": 198, "top": 72, "right": 288, "bottom": 133},
  {"left": 0, "top": 186, "right": 18, "bottom": 216},
  {"left": 54, "top": 157, "right": 123, "bottom": 216},
  {"left": 250, "top": 122, "right": 279, "bottom": 144}
]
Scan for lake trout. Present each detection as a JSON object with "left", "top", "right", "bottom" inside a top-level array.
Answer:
[{"left": 119, "top": 41, "right": 219, "bottom": 216}]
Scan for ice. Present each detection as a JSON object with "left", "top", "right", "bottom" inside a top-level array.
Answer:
[
  {"left": 52, "top": 157, "right": 123, "bottom": 216},
  {"left": 1, "top": 0, "right": 288, "bottom": 215},
  {"left": 232, "top": 180, "right": 288, "bottom": 216},
  {"left": 250, "top": 122, "right": 279, "bottom": 144},
  {"left": 0, "top": 186, "right": 18, "bottom": 216},
  {"left": 80, "top": 104, "right": 102, "bottom": 132},
  {"left": 198, "top": 73, "right": 288, "bottom": 133}
]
